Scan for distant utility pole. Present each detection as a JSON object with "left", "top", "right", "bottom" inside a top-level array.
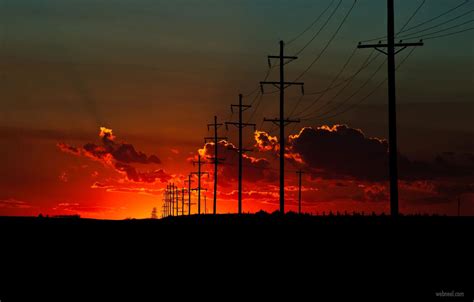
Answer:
[
  {"left": 163, "top": 186, "right": 168, "bottom": 217},
  {"left": 175, "top": 185, "right": 180, "bottom": 216},
  {"left": 296, "top": 170, "right": 304, "bottom": 214},
  {"left": 205, "top": 116, "right": 227, "bottom": 215},
  {"left": 261, "top": 40, "right": 304, "bottom": 214},
  {"left": 191, "top": 154, "right": 209, "bottom": 215},
  {"left": 168, "top": 184, "right": 173, "bottom": 217},
  {"left": 168, "top": 184, "right": 172, "bottom": 217},
  {"left": 172, "top": 183, "right": 176, "bottom": 216},
  {"left": 181, "top": 188, "right": 185, "bottom": 216},
  {"left": 185, "top": 175, "right": 194, "bottom": 215},
  {"left": 357, "top": 0, "right": 423, "bottom": 217},
  {"left": 225, "top": 94, "right": 256, "bottom": 214}
]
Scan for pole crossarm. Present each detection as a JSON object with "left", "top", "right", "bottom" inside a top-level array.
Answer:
[
  {"left": 260, "top": 82, "right": 305, "bottom": 94},
  {"left": 225, "top": 121, "right": 256, "bottom": 129},
  {"left": 225, "top": 94, "right": 257, "bottom": 214},
  {"left": 259, "top": 41, "right": 304, "bottom": 214},
  {"left": 263, "top": 118, "right": 300, "bottom": 127},
  {"left": 357, "top": 1, "right": 424, "bottom": 217},
  {"left": 358, "top": 41, "right": 423, "bottom": 55}
]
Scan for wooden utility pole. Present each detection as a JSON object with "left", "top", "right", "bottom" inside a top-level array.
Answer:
[
  {"left": 175, "top": 185, "right": 179, "bottom": 216},
  {"left": 185, "top": 174, "right": 194, "bottom": 215},
  {"left": 357, "top": 0, "right": 423, "bottom": 217},
  {"left": 296, "top": 170, "right": 304, "bottom": 214},
  {"left": 170, "top": 183, "right": 175, "bottom": 216},
  {"left": 261, "top": 40, "right": 304, "bottom": 214},
  {"left": 225, "top": 94, "right": 256, "bottom": 214},
  {"left": 191, "top": 155, "right": 209, "bottom": 215},
  {"left": 205, "top": 116, "right": 227, "bottom": 215},
  {"left": 181, "top": 188, "right": 185, "bottom": 216}
]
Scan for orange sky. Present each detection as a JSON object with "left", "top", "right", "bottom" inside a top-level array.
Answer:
[
  {"left": 2, "top": 124, "right": 471, "bottom": 219},
  {"left": 1, "top": 1, "right": 473, "bottom": 219}
]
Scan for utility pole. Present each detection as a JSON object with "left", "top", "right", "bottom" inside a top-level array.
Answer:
[
  {"left": 161, "top": 192, "right": 167, "bottom": 218},
  {"left": 185, "top": 175, "right": 194, "bottom": 215},
  {"left": 167, "top": 184, "right": 171, "bottom": 217},
  {"left": 168, "top": 184, "right": 172, "bottom": 217},
  {"left": 225, "top": 94, "right": 256, "bottom": 214},
  {"left": 164, "top": 185, "right": 168, "bottom": 217},
  {"left": 358, "top": 1, "right": 423, "bottom": 217},
  {"left": 296, "top": 170, "right": 304, "bottom": 215},
  {"left": 175, "top": 185, "right": 179, "bottom": 216},
  {"left": 181, "top": 188, "right": 185, "bottom": 216},
  {"left": 261, "top": 40, "right": 304, "bottom": 214},
  {"left": 191, "top": 155, "right": 209, "bottom": 215},
  {"left": 171, "top": 183, "right": 175, "bottom": 216},
  {"left": 205, "top": 116, "right": 227, "bottom": 215},
  {"left": 168, "top": 183, "right": 171, "bottom": 216}
]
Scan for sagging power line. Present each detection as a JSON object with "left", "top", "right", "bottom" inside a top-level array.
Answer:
[
  {"left": 260, "top": 40, "right": 304, "bottom": 214},
  {"left": 225, "top": 94, "right": 256, "bottom": 214},
  {"left": 205, "top": 116, "right": 227, "bottom": 215}
]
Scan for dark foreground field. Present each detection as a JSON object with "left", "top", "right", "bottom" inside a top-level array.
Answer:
[{"left": 1, "top": 214, "right": 473, "bottom": 301}]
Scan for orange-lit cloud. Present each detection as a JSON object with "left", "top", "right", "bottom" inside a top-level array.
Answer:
[
  {"left": 254, "top": 130, "right": 279, "bottom": 152},
  {"left": 58, "top": 127, "right": 170, "bottom": 183}
]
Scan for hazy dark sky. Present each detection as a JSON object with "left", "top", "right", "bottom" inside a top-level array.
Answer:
[{"left": 0, "top": 0, "right": 473, "bottom": 218}]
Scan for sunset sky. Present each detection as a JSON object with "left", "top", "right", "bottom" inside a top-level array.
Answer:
[{"left": 1, "top": 0, "right": 473, "bottom": 219}]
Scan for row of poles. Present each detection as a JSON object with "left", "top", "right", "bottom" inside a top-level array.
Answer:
[{"left": 161, "top": 0, "right": 423, "bottom": 218}]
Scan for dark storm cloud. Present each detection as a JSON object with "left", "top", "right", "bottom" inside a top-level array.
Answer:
[
  {"left": 283, "top": 125, "right": 473, "bottom": 182},
  {"left": 287, "top": 125, "right": 389, "bottom": 181},
  {"left": 198, "top": 140, "right": 277, "bottom": 183}
]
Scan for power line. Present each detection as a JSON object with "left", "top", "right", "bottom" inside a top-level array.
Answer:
[
  {"left": 292, "top": 0, "right": 358, "bottom": 82},
  {"left": 397, "top": 0, "right": 427, "bottom": 33},
  {"left": 361, "top": 0, "right": 470, "bottom": 43},
  {"left": 288, "top": 0, "right": 420, "bottom": 119},
  {"left": 243, "top": 67, "right": 273, "bottom": 98},
  {"left": 399, "top": 19, "right": 474, "bottom": 40},
  {"left": 191, "top": 155, "right": 209, "bottom": 215},
  {"left": 422, "top": 26, "right": 474, "bottom": 40},
  {"left": 299, "top": 55, "right": 386, "bottom": 120},
  {"left": 400, "top": 0, "right": 471, "bottom": 34},
  {"left": 293, "top": 0, "right": 342, "bottom": 56},
  {"left": 225, "top": 94, "right": 256, "bottom": 214},
  {"left": 303, "top": 46, "right": 358, "bottom": 95},
  {"left": 302, "top": 47, "right": 417, "bottom": 122},
  {"left": 288, "top": 0, "right": 421, "bottom": 119},
  {"left": 289, "top": 47, "right": 367, "bottom": 117},
  {"left": 293, "top": 48, "right": 379, "bottom": 118},
  {"left": 288, "top": 94, "right": 306, "bottom": 118},
  {"left": 397, "top": 9, "right": 474, "bottom": 39},
  {"left": 205, "top": 116, "right": 227, "bottom": 214},
  {"left": 358, "top": 1, "right": 423, "bottom": 217},
  {"left": 286, "top": 0, "right": 337, "bottom": 46},
  {"left": 260, "top": 40, "right": 304, "bottom": 214}
]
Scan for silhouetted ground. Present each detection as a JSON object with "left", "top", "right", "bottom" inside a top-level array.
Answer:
[
  {"left": 1, "top": 211, "right": 473, "bottom": 227},
  {"left": 1, "top": 213, "right": 472, "bottom": 301}
]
